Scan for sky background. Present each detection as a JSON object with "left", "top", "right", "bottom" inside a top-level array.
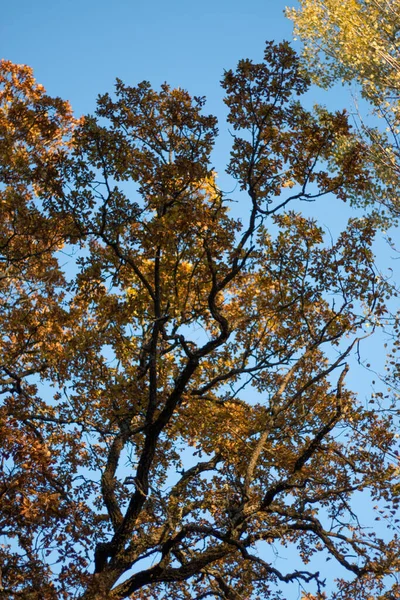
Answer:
[
  {"left": 1, "top": 0, "right": 313, "bottom": 213},
  {"left": 2, "top": 2, "right": 399, "bottom": 597},
  {"left": 1, "top": 0, "right": 295, "bottom": 116},
  {"left": 1, "top": 0, "right": 366, "bottom": 229}
]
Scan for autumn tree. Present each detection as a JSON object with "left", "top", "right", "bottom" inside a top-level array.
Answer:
[
  {"left": 1, "top": 43, "right": 400, "bottom": 600},
  {"left": 0, "top": 60, "right": 78, "bottom": 597},
  {"left": 288, "top": 0, "right": 400, "bottom": 216},
  {"left": 288, "top": 0, "right": 400, "bottom": 524}
]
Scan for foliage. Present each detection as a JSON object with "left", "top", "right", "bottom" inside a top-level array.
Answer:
[
  {"left": 287, "top": 0, "right": 400, "bottom": 102},
  {"left": 288, "top": 0, "right": 400, "bottom": 215},
  {"left": 0, "top": 44, "right": 399, "bottom": 599}
]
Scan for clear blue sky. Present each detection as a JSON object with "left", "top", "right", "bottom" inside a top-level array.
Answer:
[
  {"left": 1, "top": 0, "right": 357, "bottom": 229},
  {"left": 1, "top": 0, "right": 295, "bottom": 117},
  {"left": 1, "top": 0, "right": 308, "bottom": 203}
]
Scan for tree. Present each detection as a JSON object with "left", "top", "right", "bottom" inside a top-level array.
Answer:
[
  {"left": 0, "top": 59, "right": 77, "bottom": 597},
  {"left": 288, "top": 0, "right": 400, "bottom": 499},
  {"left": 0, "top": 42, "right": 399, "bottom": 600},
  {"left": 287, "top": 0, "right": 400, "bottom": 215},
  {"left": 287, "top": 0, "right": 400, "bottom": 105}
]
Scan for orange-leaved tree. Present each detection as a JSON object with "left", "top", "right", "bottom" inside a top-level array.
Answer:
[{"left": 1, "top": 43, "right": 399, "bottom": 600}]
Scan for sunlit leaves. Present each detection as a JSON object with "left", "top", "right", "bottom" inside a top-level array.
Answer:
[{"left": 288, "top": 0, "right": 400, "bottom": 215}]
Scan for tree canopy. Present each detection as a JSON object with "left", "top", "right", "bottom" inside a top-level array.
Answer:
[
  {"left": 0, "top": 42, "right": 399, "bottom": 600},
  {"left": 288, "top": 0, "right": 400, "bottom": 104},
  {"left": 288, "top": 0, "right": 400, "bottom": 216}
]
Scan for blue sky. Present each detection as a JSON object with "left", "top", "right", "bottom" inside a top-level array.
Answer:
[
  {"left": 1, "top": 0, "right": 294, "bottom": 117},
  {"left": 1, "top": 0, "right": 350, "bottom": 209},
  {"left": 2, "top": 0, "right": 308, "bottom": 209},
  {"left": 2, "top": 0, "right": 360, "bottom": 228}
]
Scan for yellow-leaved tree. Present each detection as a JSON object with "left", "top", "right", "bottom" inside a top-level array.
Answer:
[
  {"left": 287, "top": 0, "right": 400, "bottom": 103},
  {"left": 288, "top": 0, "right": 400, "bottom": 215},
  {"left": 0, "top": 43, "right": 399, "bottom": 599}
]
